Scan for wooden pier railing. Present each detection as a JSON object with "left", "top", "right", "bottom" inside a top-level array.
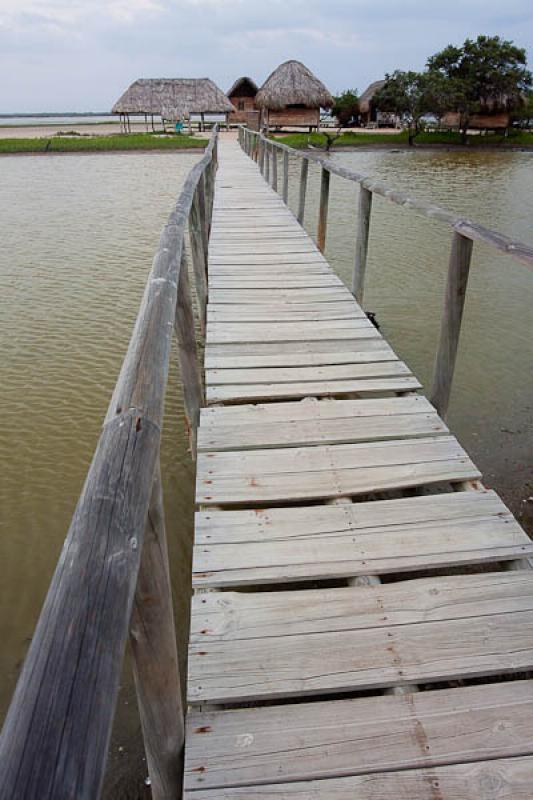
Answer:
[
  {"left": 239, "top": 126, "right": 533, "bottom": 419},
  {"left": 0, "top": 129, "right": 218, "bottom": 800}
]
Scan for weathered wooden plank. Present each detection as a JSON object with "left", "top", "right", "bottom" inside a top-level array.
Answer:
[
  {"left": 196, "top": 436, "right": 478, "bottom": 504},
  {"left": 193, "top": 514, "right": 530, "bottom": 586},
  {"left": 206, "top": 375, "right": 421, "bottom": 403},
  {"left": 206, "top": 361, "right": 409, "bottom": 386},
  {"left": 183, "top": 756, "right": 533, "bottom": 798},
  {"left": 198, "top": 410, "right": 446, "bottom": 451},
  {"left": 200, "top": 395, "right": 432, "bottom": 425},
  {"left": 188, "top": 607, "right": 533, "bottom": 703},
  {"left": 207, "top": 304, "right": 363, "bottom": 322},
  {"left": 191, "top": 572, "right": 533, "bottom": 642},
  {"left": 209, "top": 286, "right": 350, "bottom": 300},
  {"left": 208, "top": 276, "right": 344, "bottom": 289},
  {"left": 206, "top": 319, "right": 376, "bottom": 343},
  {"left": 184, "top": 681, "right": 533, "bottom": 790},
  {"left": 205, "top": 340, "right": 396, "bottom": 369},
  {"left": 209, "top": 254, "right": 329, "bottom": 266}
]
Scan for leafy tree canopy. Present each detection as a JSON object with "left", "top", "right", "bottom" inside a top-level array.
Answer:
[
  {"left": 331, "top": 89, "right": 359, "bottom": 125},
  {"left": 427, "top": 35, "right": 532, "bottom": 115}
]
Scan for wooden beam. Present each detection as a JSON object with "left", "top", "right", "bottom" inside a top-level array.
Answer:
[
  {"left": 130, "top": 458, "right": 184, "bottom": 800},
  {"left": 430, "top": 231, "right": 473, "bottom": 418},
  {"left": 352, "top": 186, "right": 373, "bottom": 303},
  {"left": 317, "top": 167, "right": 330, "bottom": 253}
]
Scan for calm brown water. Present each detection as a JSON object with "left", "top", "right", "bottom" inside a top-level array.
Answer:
[
  {"left": 287, "top": 147, "right": 533, "bottom": 526},
  {"left": 1, "top": 143, "right": 532, "bottom": 793}
]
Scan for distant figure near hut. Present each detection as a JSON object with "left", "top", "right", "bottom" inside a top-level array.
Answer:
[
  {"left": 112, "top": 78, "right": 234, "bottom": 132},
  {"left": 227, "top": 77, "right": 260, "bottom": 129},
  {"left": 255, "top": 60, "right": 333, "bottom": 132}
]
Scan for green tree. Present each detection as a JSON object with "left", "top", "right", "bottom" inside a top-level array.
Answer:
[
  {"left": 331, "top": 89, "right": 359, "bottom": 126},
  {"left": 427, "top": 35, "right": 532, "bottom": 142},
  {"left": 372, "top": 71, "right": 437, "bottom": 145}
]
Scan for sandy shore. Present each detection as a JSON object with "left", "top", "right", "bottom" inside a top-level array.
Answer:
[{"left": 0, "top": 122, "right": 164, "bottom": 138}]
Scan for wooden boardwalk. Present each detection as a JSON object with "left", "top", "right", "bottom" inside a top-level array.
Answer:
[{"left": 184, "top": 138, "right": 533, "bottom": 797}]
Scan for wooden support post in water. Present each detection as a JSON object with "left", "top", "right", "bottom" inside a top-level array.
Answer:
[
  {"left": 174, "top": 251, "right": 204, "bottom": 453},
  {"left": 297, "top": 158, "right": 309, "bottom": 224},
  {"left": 130, "top": 458, "right": 184, "bottom": 800},
  {"left": 283, "top": 150, "right": 289, "bottom": 204},
  {"left": 271, "top": 144, "right": 278, "bottom": 191},
  {"left": 430, "top": 230, "right": 474, "bottom": 419},
  {"left": 265, "top": 142, "right": 270, "bottom": 183},
  {"left": 189, "top": 189, "right": 208, "bottom": 333},
  {"left": 197, "top": 173, "right": 209, "bottom": 257},
  {"left": 317, "top": 167, "right": 330, "bottom": 253},
  {"left": 352, "top": 186, "right": 373, "bottom": 303}
]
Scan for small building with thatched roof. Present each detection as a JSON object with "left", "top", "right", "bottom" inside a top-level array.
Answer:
[
  {"left": 112, "top": 78, "right": 234, "bottom": 130},
  {"left": 255, "top": 60, "right": 333, "bottom": 131},
  {"left": 227, "top": 77, "right": 260, "bottom": 128}
]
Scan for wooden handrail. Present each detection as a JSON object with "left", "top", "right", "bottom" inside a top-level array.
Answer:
[
  {"left": 240, "top": 126, "right": 533, "bottom": 418},
  {"left": 242, "top": 128, "right": 533, "bottom": 270},
  {"left": 0, "top": 129, "right": 218, "bottom": 800}
]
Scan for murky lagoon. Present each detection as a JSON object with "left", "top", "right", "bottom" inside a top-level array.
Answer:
[{"left": 1, "top": 141, "right": 532, "bottom": 794}]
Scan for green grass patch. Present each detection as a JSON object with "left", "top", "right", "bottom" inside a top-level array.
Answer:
[
  {"left": 0, "top": 132, "right": 208, "bottom": 154},
  {"left": 273, "top": 131, "right": 409, "bottom": 149},
  {"left": 274, "top": 129, "right": 533, "bottom": 150}
]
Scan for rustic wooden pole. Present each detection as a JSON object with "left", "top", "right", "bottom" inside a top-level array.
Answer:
[
  {"left": 196, "top": 173, "right": 209, "bottom": 256},
  {"left": 175, "top": 250, "right": 204, "bottom": 453},
  {"left": 265, "top": 141, "right": 270, "bottom": 182},
  {"left": 189, "top": 189, "right": 208, "bottom": 333},
  {"left": 283, "top": 150, "right": 289, "bottom": 204},
  {"left": 130, "top": 458, "right": 184, "bottom": 800},
  {"left": 317, "top": 166, "right": 330, "bottom": 252},
  {"left": 297, "top": 158, "right": 309, "bottom": 224},
  {"left": 430, "top": 231, "right": 474, "bottom": 419},
  {"left": 352, "top": 186, "right": 373, "bottom": 303},
  {"left": 271, "top": 143, "right": 278, "bottom": 191}
]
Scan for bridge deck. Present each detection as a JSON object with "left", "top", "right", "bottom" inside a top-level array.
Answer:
[{"left": 184, "top": 138, "right": 533, "bottom": 797}]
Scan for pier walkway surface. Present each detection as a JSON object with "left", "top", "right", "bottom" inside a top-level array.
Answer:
[{"left": 183, "top": 138, "right": 533, "bottom": 797}]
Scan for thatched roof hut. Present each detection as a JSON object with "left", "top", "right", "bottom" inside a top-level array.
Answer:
[
  {"left": 358, "top": 80, "right": 386, "bottom": 117},
  {"left": 227, "top": 77, "right": 258, "bottom": 99},
  {"left": 112, "top": 78, "right": 234, "bottom": 121},
  {"left": 256, "top": 60, "right": 333, "bottom": 111},
  {"left": 255, "top": 60, "right": 332, "bottom": 131},
  {"left": 227, "top": 76, "right": 260, "bottom": 128}
]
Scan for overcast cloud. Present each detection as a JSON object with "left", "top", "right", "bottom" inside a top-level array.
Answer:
[{"left": 0, "top": 0, "right": 532, "bottom": 112}]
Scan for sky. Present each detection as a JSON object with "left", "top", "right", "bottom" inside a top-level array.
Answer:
[{"left": 0, "top": 0, "right": 532, "bottom": 113}]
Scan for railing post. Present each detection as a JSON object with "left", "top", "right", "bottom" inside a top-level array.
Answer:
[
  {"left": 265, "top": 141, "right": 270, "bottom": 182},
  {"left": 297, "top": 158, "right": 308, "bottom": 224},
  {"left": 130, "top": 457, "right": 184, "bottom": 800},
  {"left": 282, "top": 150, "right": 289, "bottom": 204},
  {"left": 271, "top": 143, "right": 278, "bottom": 191},
  {"left": 430, "top": 231, "right": 474, "bottom": 419},
  {"left": 352, "top": 186, "right": 373, "bottom": 303},
  {"left": 175, "top": 250, "right": 204, "bottom": 451},
  {"left": 317, "top": 166, "right": 330, "bottom": 252},
  {"left": 259, "top": 137, "right": 265, "bottom": 174},
  {"left": 189, "top": 187, "right": 208, "bottom": 333}
]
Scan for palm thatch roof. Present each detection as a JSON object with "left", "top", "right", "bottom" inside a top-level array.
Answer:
[
  {"left": 112, "top": 78, "right": 234, "bottom": 118},
  {"left": 359, "top": 80, "right": 386, "bottom": 113},
  {"left": 227, "top": 76, "right": 258, "bottom": 97},
  {"left": 255, "top": 61, "right": 333, "bottom": 110}
]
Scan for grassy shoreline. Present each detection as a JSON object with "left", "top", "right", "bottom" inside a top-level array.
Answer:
[
  {"left": 0, "top": 132, "right": 208, "bottom": 154},
  {"left": 274, "top": 130, "right": 533, "bottom": 150}
]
